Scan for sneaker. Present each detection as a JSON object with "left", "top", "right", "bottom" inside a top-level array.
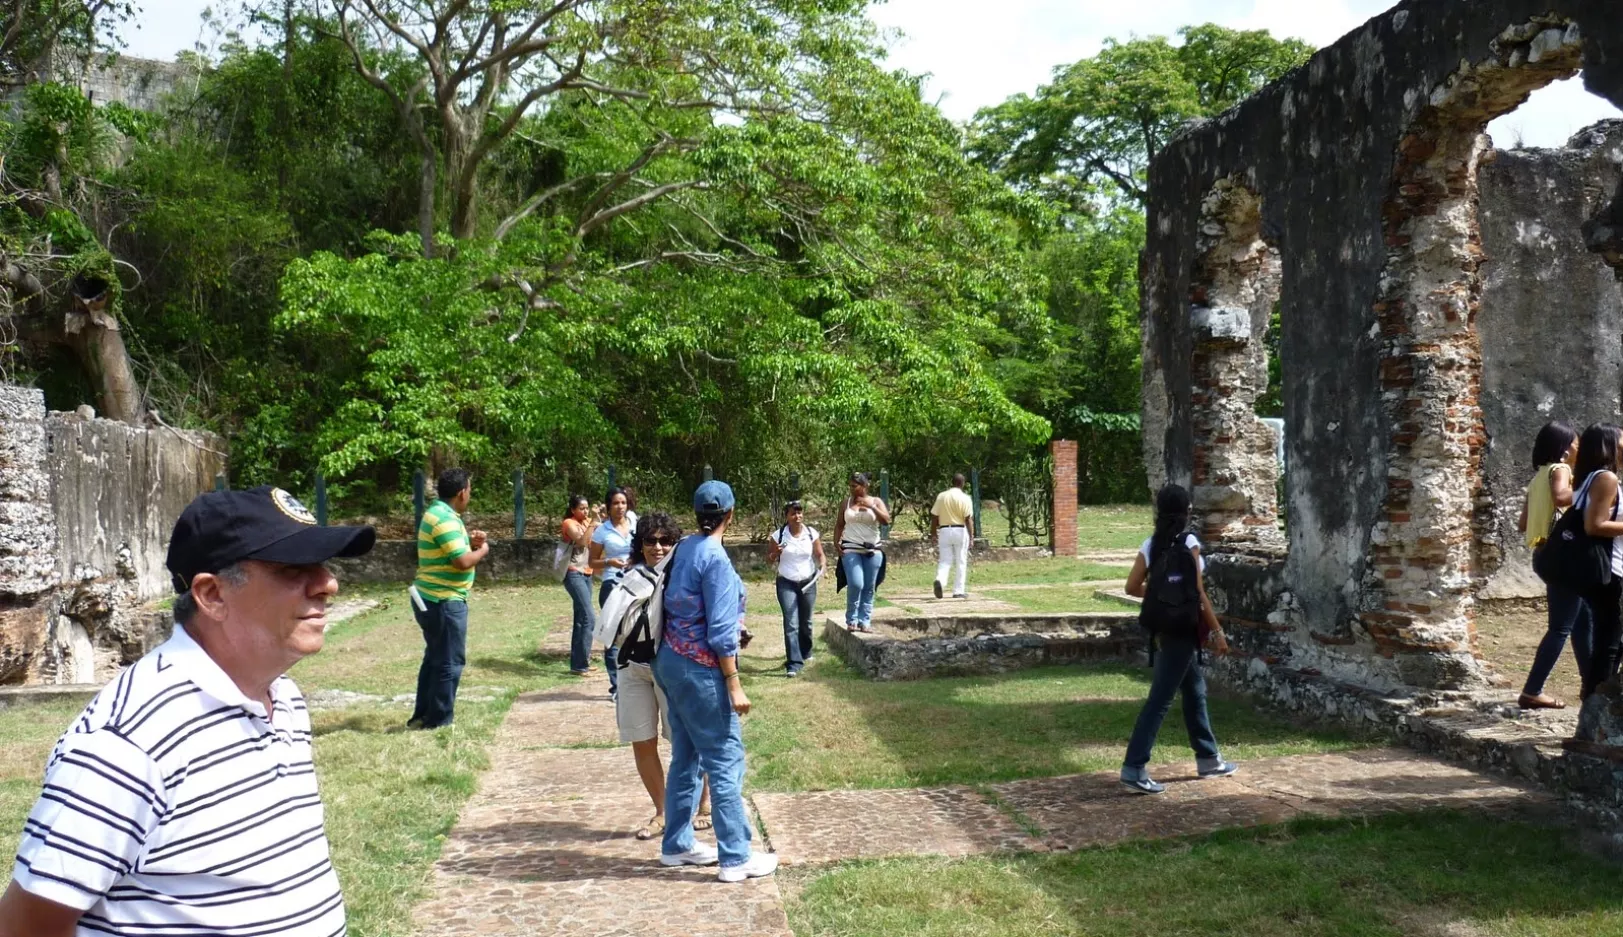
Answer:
[
  {"left": 1121, "top": 776, "right": 1166, "bottom": 795},
  {"left": 1197, "top": 759, "right": 1239, "bottom": 779},
  {"left": 717, "top": 851, "right": 779, "bottom": 882},
  {"left": 785, "top": 667, "right": 801, "bottom": 678},
  {"left": 933, "top": 579, "right": 944, "bottom": 599},
  {"left": 405, "top": 718, "right": 425, "bottom": 730},
  {"left": 660, "top": 843, "right": 720, "bottom": 867},
  {"left": 952, "top": 593, "right": 968, "bottom": 599}
]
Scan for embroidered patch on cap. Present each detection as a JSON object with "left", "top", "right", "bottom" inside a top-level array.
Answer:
[{"left": 271, "top": 487, "right": 318, "bottom": 525}]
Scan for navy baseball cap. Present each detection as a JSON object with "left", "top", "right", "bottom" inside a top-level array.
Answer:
[
  {"left": 693, "top": 480, "right": 735, "bottom": 513},
  {"left": 165, "top": 486, "right": 376, "bottom": 593}
]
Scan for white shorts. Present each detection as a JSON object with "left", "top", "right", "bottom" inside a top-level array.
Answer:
[{"left": 615, "top": 661, "right": 671, "bottom": 743}]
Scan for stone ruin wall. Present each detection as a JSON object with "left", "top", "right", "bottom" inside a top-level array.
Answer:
[
  {"left": 1141, "top": 0, "right": 1623, "bottom": 693},
  {"left": 0, "top": 386, "right": 224, "bottom": 685},
  {"left": 1478, "top": 121, "right": 1623, "bottom": 601}
]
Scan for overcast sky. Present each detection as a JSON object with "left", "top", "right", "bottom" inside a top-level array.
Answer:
[{"left": 125, "top": 0, "right": 1620, "bottom": 148}]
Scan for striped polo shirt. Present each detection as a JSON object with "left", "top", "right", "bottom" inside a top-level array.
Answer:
[
  {"left": 11, "top": 625, "right": 345, "bottom": 937},
  {"left": 414, "top": 500, "right": 474, "bottom": 600}
]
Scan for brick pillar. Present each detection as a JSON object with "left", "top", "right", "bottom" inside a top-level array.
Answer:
[{"left": 1051, "top": 440, "right": 1078, "bottom": 557}]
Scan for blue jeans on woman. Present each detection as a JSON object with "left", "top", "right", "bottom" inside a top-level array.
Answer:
[
  {"left": 563, "top": 570, "right": 595, "bottom": 672},
  {"left": 1122, "top": 636, "right": 1221, "bottom": 778},
  {"left": 841, "top": 551, "right": 882, "bottom": 626},
  {"left": 776, "top": 577, "right": 817, "bottom": 671},
  {"left": 1523, "top": 581, "right": 1593, "bottom": 697},
  {"left": 653, "top": 643, "right": 754, "bottom": 868}
]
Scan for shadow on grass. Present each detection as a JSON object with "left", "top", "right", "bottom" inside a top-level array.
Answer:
[
  {"left": 469, "top": 651, "right": 562, "bottom": 677},
  {"left": 313, "top": 715, "right": 409, "bottom": 738},
  {"left": 751, "top": 658, "right": 1360, "bottom": 790}
]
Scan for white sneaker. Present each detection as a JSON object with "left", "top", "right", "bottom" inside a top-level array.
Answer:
[
  {"left": 717, "top": 851, "right": 779, "bottom": 882},
  {"left": 660, "top": 843, "right": 720, "bottom": 867}
]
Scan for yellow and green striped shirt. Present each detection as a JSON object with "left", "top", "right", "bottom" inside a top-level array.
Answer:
[{"left": 415, "top": 501, "right": 475, "bottom": 600}]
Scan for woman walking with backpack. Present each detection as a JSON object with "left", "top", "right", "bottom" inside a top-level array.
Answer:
[
  {"left": 1120, "top": 483, "right": 1236, "bottom": 795},
  {"left": 1518, "top": 421, "right": 1588, "bottom": 709},
  {"left": 767, "top": 499, "right": 826, "bottom": 676}
]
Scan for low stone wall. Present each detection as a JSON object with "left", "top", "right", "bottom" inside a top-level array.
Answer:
[
  {"left": 329, "top": 538, "right": 1050, "bottom": 585},
  {"left": 823, "top": 612, "right": 1142, "bottom": 681},
  {"left": 0, "top": 387, "right": 221, "bottom": 685}
]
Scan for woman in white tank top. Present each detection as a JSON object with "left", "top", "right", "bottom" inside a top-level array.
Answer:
[
  {"left": 1570, "top": 423, "right": 1623, "bottom": 700},
  {"left": 832, "top": 472, "right": 890, "bottom": 632}
]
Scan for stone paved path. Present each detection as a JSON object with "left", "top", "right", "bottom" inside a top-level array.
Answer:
[{"left": 408, "top": 638, "right": 1555, "bottom": 936}]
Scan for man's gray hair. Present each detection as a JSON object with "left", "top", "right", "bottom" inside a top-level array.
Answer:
[{"left": 173, "top": 563, "right": 249, "bottom": 625}]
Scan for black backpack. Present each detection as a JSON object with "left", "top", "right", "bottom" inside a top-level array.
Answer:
[{"left": 1139, "top": 534, "right": 1202, "bottom": 642}]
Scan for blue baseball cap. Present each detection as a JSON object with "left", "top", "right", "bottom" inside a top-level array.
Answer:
[{"left": 693, "top": 480, "right": 735, "bottom": 513}]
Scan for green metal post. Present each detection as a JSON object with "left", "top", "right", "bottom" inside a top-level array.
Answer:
[
  {"left": 214, "top": 473, "right": 227, "bottom": 492},
  {"left": 314, "top": 473, "right": 328, "bottom": 526},
  {"left": 789, "top": 472, "right": 801, "bottom": 501},
  {"left": 513, "top": 468, "right": 526, "bottom": 540},
  {"left": 703, "top": 464, "right": 714, "bottom": 482},
  {"left": 607, "top": 464, "right": 617, "bottom": 492},
  {"left": 971, "top": 468, "right": 983, "bottom": 544},
  {"left": 879, "top": 469, "right": 891, "bottom": 540},
  {"left": 413, "top": 469, "right": 426, "bottom": 530}
]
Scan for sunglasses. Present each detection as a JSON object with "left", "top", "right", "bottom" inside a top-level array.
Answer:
[{"left": 647, "top": 536, "right": 677, "bottom": 547}]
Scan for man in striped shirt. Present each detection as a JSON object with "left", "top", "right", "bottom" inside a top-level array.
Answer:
[
  {"left": 408, "top": 468, "right": 489, "bottom": 730},
  {"left": 0, "top": 485, "right": 375, "bottom": 937}
]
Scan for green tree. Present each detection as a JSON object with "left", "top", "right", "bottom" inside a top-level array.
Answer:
[{"left": 967, "top": 24, "right": 1312, "bottom": 209}]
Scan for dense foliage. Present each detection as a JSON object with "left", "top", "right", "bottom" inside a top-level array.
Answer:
[{"left": 0, "top": 3, "right": 1310, "bottom": 513}]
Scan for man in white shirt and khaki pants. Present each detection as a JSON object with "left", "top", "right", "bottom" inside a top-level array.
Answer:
[{"left": 931, "top": 474, "right": 976, "bottom": 599}]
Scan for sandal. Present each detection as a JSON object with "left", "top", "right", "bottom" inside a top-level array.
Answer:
[
  {"left": 694, "top": 809, "right": 713, "bottom": 832},
  {"left": 635, "top": 814, "right": 665, "bottom": 840},
  {"left": 1518, "top": 693, "right": 1567, "bottom": 710}
]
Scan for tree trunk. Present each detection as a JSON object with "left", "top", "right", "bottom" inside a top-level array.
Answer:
[
  {"left": 64, "top": 276, "right": 143, "bottom": 423},
  {"left": 417, "top": 148, "right": 437, "bottom": 259}
]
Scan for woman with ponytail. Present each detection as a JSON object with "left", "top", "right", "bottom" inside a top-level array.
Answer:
[
  {"left": 1568, "top": 423, "right": 1623, "bottom": 699},
  {"left": 1119, "top": 483, "right": 1235, "bottom": 795},
  {"left": 1517, "top": 421, "right": 1587, "bottom": 709},
  {"left": 652, "top": 480, "right": 778, "bottom": 883}
]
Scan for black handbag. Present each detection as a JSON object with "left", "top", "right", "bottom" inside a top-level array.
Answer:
[{"left": 1534, "top": 499, "right": 1613, "bottom": 588}]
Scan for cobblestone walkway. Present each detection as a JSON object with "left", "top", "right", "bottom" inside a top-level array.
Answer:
[{"left": 409, "top": 640, "right": 1554, "bottom": 936}]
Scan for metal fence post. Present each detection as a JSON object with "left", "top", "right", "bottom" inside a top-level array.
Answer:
[
  {"left": 703, "top": 464, "right": 714, "bottom": 482},
  {"left": 789, "top": 472, "right": 801, "bottom": 501},
  {"left": 879, "top": 469, "right": 891, "bottom": 540},
  {"left": 214, "top": 473, "right": 227, "bottom": 492},
  {"left": 314, "top": 473, "right": 328, "bottom": 526},
  {"left": 971, "top": 468, "right": 984, "bottom": 543},
  {"left": 413, "top": 469, "right": 426, "bottom": 531},
  {"left": 513, "top": 468, "right": 526, "bottom": 540},
  {"left": 607, "top": 464, "right": 617, "bottom": 492}
]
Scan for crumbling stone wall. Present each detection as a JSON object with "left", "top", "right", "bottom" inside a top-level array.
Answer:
[
  {"left": 1141, "top": 0, "right": 1623, "bottom": 691},
  {"left": 0, "top": 387, "right": 224, "bottom": 684},
  {"left": 1478, "top": 122, "right": 1623, "bottom": 601}
]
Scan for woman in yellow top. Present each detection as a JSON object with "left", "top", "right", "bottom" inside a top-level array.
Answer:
[{"left": 1517, "top": 421, "right": 1588, "bottom": 709}]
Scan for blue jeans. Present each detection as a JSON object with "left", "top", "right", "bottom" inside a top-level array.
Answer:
[
  {"left": 1122, "top": 636, "right": 1220, "bottom": 776},
  {"left": 841, "top": 551, "right": 882, "bottom": 626},
  {"left": 653, "top": 644, "right": 753, "bottom": 867},
  {"left": 563, "top": 570, "right": 595, "bottom": 672},
  {"left": 598, "top": 578, "right": 620, "bottom": 693},
  {"left": 411, "top": 597, "right": 468, "bottom": 728},
  {"left": 776, "top": 577, "right": 817, "bottom": 670},
  {"left": 1523, "top": 581, "right": 1593, "bottom": 697}
]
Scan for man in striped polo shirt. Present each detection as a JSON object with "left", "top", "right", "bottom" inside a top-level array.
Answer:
[
  {"left": 408, "top": 468, "right": 489, "bottom": 730},
  {"left": 0, "top": 485, "right": 375, "bottom": 937}
]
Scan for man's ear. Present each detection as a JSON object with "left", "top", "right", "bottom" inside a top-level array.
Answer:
[{"left": 190, "top": 572, "right": 232, "bottom": 622}]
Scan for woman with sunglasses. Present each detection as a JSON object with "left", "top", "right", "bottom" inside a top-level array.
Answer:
[
  {"left": 766, "top": 500, "right": 826, "bottom": 676},
  {"left": 597, "top": 512, "right": 710, "bottom": 841}
]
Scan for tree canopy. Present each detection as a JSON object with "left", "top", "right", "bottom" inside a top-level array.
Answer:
[{"left": 0, "top": 8, "right": 1310, "bottom": 512}]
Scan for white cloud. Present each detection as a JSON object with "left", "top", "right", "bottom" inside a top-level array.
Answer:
[{"left": 123, "top": 0, "right": 1622, "bottom": 147}]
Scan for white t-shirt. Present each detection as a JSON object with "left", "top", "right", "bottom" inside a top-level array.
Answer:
[
  {"left": 1139, "top": 533, "right": 1206, "bottom": 572},
  {"left": 774, "top": 524, "right": 820, "bottom": 581}
]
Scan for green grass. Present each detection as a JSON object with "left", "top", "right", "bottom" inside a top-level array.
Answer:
[
  {"left": 736, "top": 655, "right": 1363, "bottom": 793},
  {"left": 786, "top": 811, "right": 1623, "bottom": 937}
]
